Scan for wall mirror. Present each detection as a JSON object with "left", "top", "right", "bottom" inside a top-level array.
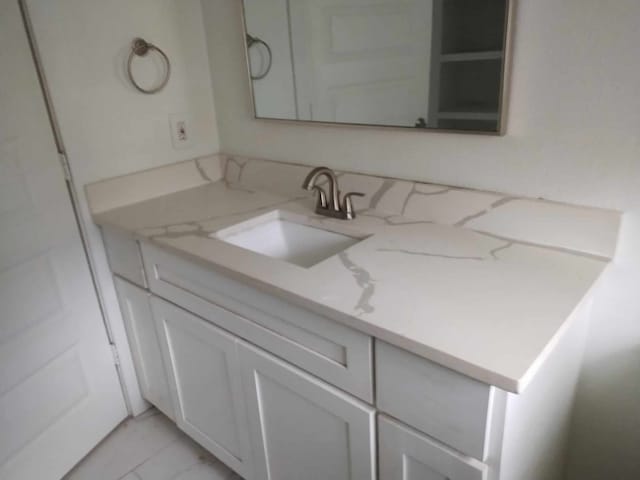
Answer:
[{"left": 241, "top": 0, "right": 513, "bottom": 134}]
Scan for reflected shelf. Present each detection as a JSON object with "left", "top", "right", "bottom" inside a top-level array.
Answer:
[
  {"left": 440, "top": 50, "right": 504, "bottom": 63},
  {"left": 437, "top": 110, "right": 499, "bottom": 121}
]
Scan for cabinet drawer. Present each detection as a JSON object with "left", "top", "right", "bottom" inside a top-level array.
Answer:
[
  {"left": 141, "top": 243, "right": 373, "bottom": 402},
  {"left": 376, "top": 341, "right": 494, "bottom": 459},
  {"left": 102, "top": 227, "right": 146, "bottom": 287},
  {"left": 379, "top": 416, "right": 487, "bottom": 480}
]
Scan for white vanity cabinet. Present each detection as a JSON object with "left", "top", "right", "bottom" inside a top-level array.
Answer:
[
  {"left": 151, "top": 297, "right": 254, "bottom": 479},
  {"left": 239, "top": 342, "right": 376, "bottom": 480},
  {"left": 102, "top": 229, "right": 587, "bottom": 480}
]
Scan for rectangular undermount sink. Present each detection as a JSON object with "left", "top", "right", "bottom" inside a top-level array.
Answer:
[{"left": 213, "top": 211, "right": 363, "bottom": 268}]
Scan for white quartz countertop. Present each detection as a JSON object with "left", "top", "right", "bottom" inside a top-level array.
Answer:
[{"left": 92, "top": 171, "right": 610, "bottom": 393}]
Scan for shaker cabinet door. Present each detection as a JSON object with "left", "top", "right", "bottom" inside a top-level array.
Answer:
[
  {"left": 379, "top": 415, "right": 487, "bottom": 480},
  {"left": 114, "top": 278, "right": 174, "bottom": 420},
  {"left": 239, "top": 342, "right": 376, "bottom": 480},
  {"left": 151, "top": 297, "right": 253, "bottom": 479}
]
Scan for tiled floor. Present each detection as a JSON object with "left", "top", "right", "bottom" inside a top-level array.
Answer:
[{"left": 64, "top": 409, "right": 241, "bottom": 480}]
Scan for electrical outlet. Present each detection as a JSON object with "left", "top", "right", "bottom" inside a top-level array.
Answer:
[{"left": 169, "top": 113, "right": 194, "bottom": 149}]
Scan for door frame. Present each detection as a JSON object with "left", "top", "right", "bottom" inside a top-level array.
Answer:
[{"left": 17, "top": 0, "right": 146, "bottom": 416}]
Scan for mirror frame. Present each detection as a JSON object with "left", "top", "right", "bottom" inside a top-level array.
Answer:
[{"left": 240, "top": 0, "right": 515, "bottom": 136}]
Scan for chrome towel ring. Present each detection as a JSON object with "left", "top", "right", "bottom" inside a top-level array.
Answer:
[
  {"left": 127, "top": 38, "right": 171, "bottom": 94},
  {"left": 246, "top": 34, "right": 272, "bottom": 80}
]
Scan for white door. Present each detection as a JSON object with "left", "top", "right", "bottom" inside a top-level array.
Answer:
[
  {"left": 151, "top": 297, "right": 253, "bottom": 479},
  {"left": 290, "top": 0, "right": 433, "bottom": 125},
  {"left": 239, "top": 342, "right": 376, "bottom": 480},
  {"left": 0, "top": 1, "right": 127, "bottom": 479}
]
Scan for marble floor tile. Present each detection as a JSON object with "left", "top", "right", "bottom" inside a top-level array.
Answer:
[{"left": 64, "top": 409, "right": 239, "bottom": 480}]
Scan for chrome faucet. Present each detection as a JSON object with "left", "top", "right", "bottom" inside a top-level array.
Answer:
[{"left": 302, "top": 167, "right": 364, "bottom": 220}]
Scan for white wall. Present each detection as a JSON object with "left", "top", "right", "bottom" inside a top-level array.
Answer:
[
  {"left": 27, "top": 0, "right": 219, "bottom": 184},
  {"left": 201, "top": 0, "right": 640, "bottom": 478},
  {"left": 26, "top": 0, "right": 220, "bottom": 414}
]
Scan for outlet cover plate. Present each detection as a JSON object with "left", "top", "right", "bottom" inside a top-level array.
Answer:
[{"left": 169, "top": 113, "right": 195, "bottom": 149}]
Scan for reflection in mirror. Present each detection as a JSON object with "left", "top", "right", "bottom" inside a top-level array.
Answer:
[{"left": 241, "top": 0, "right": 511, "bottom": 134}]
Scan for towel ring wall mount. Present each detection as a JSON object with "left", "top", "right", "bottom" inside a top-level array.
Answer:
[{"left": 127, "top": 38, "right": 171, "bottom": 94}]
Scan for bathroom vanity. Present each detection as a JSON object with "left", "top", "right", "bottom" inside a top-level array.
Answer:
[{"left": 89, "top": 154, "right": 620, "bottom": 480}]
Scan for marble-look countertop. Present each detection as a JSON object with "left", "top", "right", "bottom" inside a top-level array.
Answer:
[{"left": 91, "top": 156, "right": 614, "bottom": 393}]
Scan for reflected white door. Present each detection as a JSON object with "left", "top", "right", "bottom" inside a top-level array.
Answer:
[
  {"left": 243, "top": 0, "right": 298, "bottom": 119},
  {"left": 0, "top": 1, "right": 127, "bottom": 479},
  {"left": 290, "top": 0, "right": 433, "bottom": 126}
]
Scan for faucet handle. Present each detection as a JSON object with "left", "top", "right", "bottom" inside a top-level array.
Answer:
[{"left": 342, "top": 192, "right": 365, "bottom": 219}]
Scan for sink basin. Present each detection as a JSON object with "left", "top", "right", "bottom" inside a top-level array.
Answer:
[{"left": 214, "top": 211, "right": 362, "bottom": 267}]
